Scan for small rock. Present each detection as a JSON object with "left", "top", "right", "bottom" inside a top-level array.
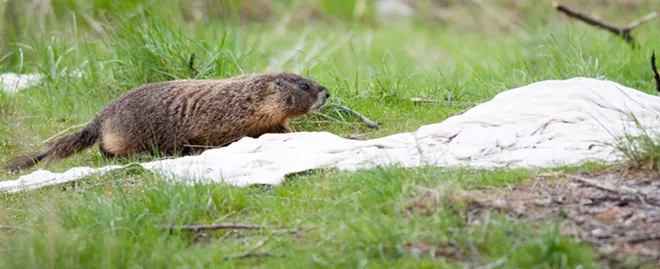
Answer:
[
  {"left": 591, "top": 228, "right": 608, "bottom": 238},
  {"left": 579, "top": 199, "right": 593, "bottom": 206},
  {"left": 533, "top": 198, "right": 552, "bottom": 206},
  {"left": 598, "top": 244, "right": 617, "bottom": 254}
]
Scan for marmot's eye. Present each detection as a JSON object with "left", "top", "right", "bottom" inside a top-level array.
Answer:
[{"left": 299, "top": 82, "right": 310, "bottom": 91}]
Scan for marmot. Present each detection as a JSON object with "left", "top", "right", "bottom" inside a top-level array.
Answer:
[{"left": 3, "top": 72, "right": 330, "bottom": 172}]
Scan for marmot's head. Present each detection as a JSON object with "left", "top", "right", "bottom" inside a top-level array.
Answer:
[{"left": 271, "top": 72, "right": 330, "bottom": 115}]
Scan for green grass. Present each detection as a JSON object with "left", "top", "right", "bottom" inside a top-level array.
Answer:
[{"left": 1, "top": 0, "right": 659, "bottom": 268}]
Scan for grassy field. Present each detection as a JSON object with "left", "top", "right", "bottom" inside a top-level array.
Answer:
[{"left": 1, "top": 0, "right": 660, "bottom": 268}]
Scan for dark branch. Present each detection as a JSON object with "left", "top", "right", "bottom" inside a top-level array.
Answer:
[
  {"left": 552, "top": 2, "right": 657, "bottom": 49},
  {"left": 553, "top": 2, "right": 622, "bottom": 36},
  {"left": 652, "top": 51, "right": 660, "bottom": 94},
  {"left": 165, "top": 223, "right": 314, "bottom": 233},
  {"left": 165, "top": 223, "right": 264, "bottom": 232},
  {"left": 224, "top": 253, "right": 277, "bottom": 260}
]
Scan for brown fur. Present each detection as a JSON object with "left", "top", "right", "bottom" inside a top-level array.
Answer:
[{"left": 3, "top": 72, "right": 330, "bottom": 172}]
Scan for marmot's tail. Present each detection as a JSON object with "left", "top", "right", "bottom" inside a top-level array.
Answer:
[
  {"left": 3, "top": 121, "right": 101, "bottom": 172},
  {"left": 3, "top": 152, "right": 49, "bottom": 172}
]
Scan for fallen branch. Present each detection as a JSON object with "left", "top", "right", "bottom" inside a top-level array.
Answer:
[
  {"left": 625, "top": 12, "right": 659, "bottom": 31},
  {"left": 225, "top": 253, "right": 277, "bottom": 260},
  {"left": 568, "top": 175, "right": 638, "bottom": 195},
  {"left": 410, "top": 98, "right": 479, "bottom": 107},
  {"left": 652, "top": 51, "right": 660, "bottom": 94},
  {"left": 165, "top": 223, "right": 264, "bottom": 232},
  {"left": 568, "top": 175, "right": 660, "bottom": 207},
  {"left": 331, "top": 103, "right": 380, "bottom": 128},
  {"left": 552, "top": 2, "right": 658, "bottom": 49}
]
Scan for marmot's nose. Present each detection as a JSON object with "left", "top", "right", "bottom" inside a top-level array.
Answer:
[{"left": 325, "top": 91, "right": 330, "bottom": 98}]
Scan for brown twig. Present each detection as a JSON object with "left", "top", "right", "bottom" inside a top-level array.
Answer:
[
  {"left": 552, "top": 2, "right": 658, "bottom": 49},
  {"left": 568, "top": 175, "right": 635, "bottom": 195},
  {"left": 331, "top": 103, "right": 380, "bottom": 128},
  {"left": 226, "top": 253, "right": 277, "bottom": 260},
  {"left": 568, "top": 175, "right": 660, "bottom": 207},
  {"left": 164, "top": 223, "right": 315, "bottom": 235},
  {"left": 652, "top": 51, "right": 660, "bottom": 94},
  {"left": 410, "top": 98, "right": 479, "bottom": 107},
  {"left": 165, "top": 223, "right": 264, "bottom": 232},
  {"left": 0, "top": 225, "right": 30, "bottom": 232},
  {"left": 625, "top": 12, "right": 659, "bottom": 31}
]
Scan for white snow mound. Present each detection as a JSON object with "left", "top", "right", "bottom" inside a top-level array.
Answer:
[{"left": 3, "top": 77, "right": 660, "bottom": 193}]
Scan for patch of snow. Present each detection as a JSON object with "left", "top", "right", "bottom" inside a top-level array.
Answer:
[{"left": 3, "top": 77, "right": 660, "bottom": 193}]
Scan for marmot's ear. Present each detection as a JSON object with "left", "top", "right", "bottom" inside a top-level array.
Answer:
[{"left": 273, "top": 74, "right": 284, "bottom": 86}]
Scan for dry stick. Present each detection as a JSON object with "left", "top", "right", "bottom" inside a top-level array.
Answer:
[
  {"left": 625, "top": 11, "right": 659, "bottom": 31},
  {"left": 164, "top": 223, "right": 314, "bottom": 235},
  {"left": 568, "top": 175, "right": 660, "bottom": 207},
  {"left": 165, "top": 223, "right": 264, "bottom": 232},
  {"left": 410, "top": 98, "right": 479, "bottom": 107},
  {"left": 652, "top": 51, "right": 660, "bottom": 94},
  {"left": 331, "top": 103, "right": 380, "bottom": 128},
  {"left": 0, "top": 225, "right": 30, "bottom": 232},
  {"left": 552, "top": 2, "right": 658, "bottom": 49},
  {"left": 568, "top": 175, "right": 637, "bottom": 195}
]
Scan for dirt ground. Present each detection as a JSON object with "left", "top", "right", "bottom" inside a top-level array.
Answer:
[{"left": 406, "top": 167, "right": 660, "bottom": 268}]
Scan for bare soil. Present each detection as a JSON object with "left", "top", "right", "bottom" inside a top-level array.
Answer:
[{"left": 406, "top": 167, "right": 660, "bottom": 268}]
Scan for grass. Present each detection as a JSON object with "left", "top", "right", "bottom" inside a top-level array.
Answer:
[{"left": 1, "top": 0, "right": 659, "bottom": 268}]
